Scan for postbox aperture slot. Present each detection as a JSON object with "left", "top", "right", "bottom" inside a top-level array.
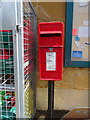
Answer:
[{"left": 40, "top": 34, "right": 61, "bottom": 37}]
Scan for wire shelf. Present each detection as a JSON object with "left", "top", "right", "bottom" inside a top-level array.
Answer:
[
  {"left": 0, "top": 1, "right": 36, "bottom": 119},
  {"left": 0, "top": 30, "right": 16, "bottom": 119},
  {"left": 23, "top": 2, "right": 36, "bottom": 118}
]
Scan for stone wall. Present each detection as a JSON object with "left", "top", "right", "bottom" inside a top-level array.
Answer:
[{"left": 32, "top": 2, "right": 89, "bottom": 90}]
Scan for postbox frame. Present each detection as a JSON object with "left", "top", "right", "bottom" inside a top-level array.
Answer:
[{"left": 38, "top": 22, "right": 64, "bottom": 81}]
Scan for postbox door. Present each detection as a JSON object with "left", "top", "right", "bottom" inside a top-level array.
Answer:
[{"left": 39, "top": 47, "right": 63, "bottom": 80}]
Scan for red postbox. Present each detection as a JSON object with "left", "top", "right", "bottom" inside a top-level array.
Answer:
[{"left": 38, "top": 22, "right": 64, "bottom": 81}]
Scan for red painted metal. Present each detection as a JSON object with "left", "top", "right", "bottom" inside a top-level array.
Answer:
[
  {"left": 38, "top": 22, "right": 64, "bottom": 81},
  {"left": 38, "top": 22, "right": 64, "bottom": 47}
]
